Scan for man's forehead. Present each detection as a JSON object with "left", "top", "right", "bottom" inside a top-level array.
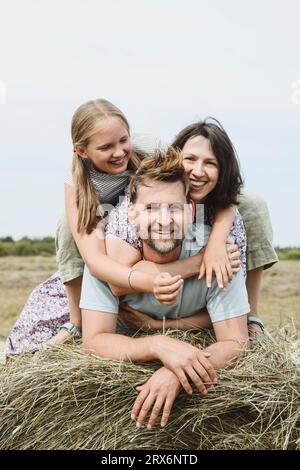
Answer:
[{"left": 135, "top": 180, "right": 186, "bottom": 204}]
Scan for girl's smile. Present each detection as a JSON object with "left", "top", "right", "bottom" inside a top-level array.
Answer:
[{"left": 76, "top": 116, "right": 132, "bottom": 174}]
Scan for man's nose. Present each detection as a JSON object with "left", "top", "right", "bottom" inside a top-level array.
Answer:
[{"left": 158, "top": 206, "right": 172, "bottom": 226}]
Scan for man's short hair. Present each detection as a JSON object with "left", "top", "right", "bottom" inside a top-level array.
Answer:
[{"left": 128, "top": 147, "right": 191, "bottom": 203}]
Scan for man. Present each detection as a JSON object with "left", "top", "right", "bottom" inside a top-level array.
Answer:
[{"left": 80, "top": 147, "right": 250, "bottom": 430}]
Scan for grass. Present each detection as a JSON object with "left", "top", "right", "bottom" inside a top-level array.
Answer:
[{"left": 0, "top": 256, "right": 57, "bottom": 336}]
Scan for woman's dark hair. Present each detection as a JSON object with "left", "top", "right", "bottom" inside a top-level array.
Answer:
[{"left": 172, "top": 117, "right": 243, "bottom": 216}]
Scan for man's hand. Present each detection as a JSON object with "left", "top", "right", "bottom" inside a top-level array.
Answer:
[
  {"left": 152, "top": 335, "right": 217, "bottom": 395},
  {"left": 131, "top": 367, "right": 181, "bottom": 430},
  {"left": 153, "top": 272, "right": 183, "bottom": 305},
  {"left": 198, "top": 243, "right": 241, "bottom": 289},
  {"left": 226, "top": 243, "right": 241, "bottom": 274}
]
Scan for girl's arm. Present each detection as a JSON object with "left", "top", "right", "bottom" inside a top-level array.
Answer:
[
  {"left": 199, "top": 205, "right": 236, "bottom": 289},
  {"left": 105, "top": 235, "right": 204, "bottom": 296},
  {"left": 64, "top": 184, "right": 180, "bottom": 294}
]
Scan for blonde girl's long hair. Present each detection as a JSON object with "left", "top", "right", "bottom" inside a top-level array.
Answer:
[{"left": 71, "top": 99, "right": 141, "bottom": 234}]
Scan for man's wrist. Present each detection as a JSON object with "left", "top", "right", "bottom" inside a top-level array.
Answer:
[{"left": 147, "top": 334, "right": 162, "bottom": 360}]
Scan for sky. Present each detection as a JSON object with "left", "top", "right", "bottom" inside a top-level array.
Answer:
[{"left": 0, "top": 0, "right": 299, "bottom": 246}]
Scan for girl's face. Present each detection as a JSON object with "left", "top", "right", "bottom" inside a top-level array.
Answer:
[
  {"left": 181, "top": 135, "right": 219, "bottom": 203},
  {"left": 77, "top": 117, "right": 132, "bottom": 174}
]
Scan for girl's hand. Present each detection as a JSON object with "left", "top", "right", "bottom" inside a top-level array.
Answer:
[
  {"left": 153, "top": 272, "right": 183, "bottom": 305},
  {"left": 131, "top": 367, "right": 181, "bottom": 430},
  {"left": 198, "top": 243, "right": 240, "bottom": 289}
]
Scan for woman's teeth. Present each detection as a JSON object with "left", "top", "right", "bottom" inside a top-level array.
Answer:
[{"left": 191, "top": 181, "right": 207, "bottom": 188}]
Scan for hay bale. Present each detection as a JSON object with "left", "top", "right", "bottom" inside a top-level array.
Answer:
[{"left": 0, "top": 327, "right": 299, "bottom": 450}]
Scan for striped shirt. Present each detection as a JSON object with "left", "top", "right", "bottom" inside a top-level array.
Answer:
[{"left": 65, "top": 133, "right": 166, "bottom": 205}]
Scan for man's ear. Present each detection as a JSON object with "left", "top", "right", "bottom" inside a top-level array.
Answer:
[{"left": 128, "top": 203, "right": 136, "bottom": 225}]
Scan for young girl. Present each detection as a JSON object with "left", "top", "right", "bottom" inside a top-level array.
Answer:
[{"left": 6, "top": 102, "right": 277, "bottom": 355}]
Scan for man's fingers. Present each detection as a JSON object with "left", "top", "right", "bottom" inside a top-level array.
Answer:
[
  {"left": 177, "top": 370, "right": 193, "bottom": 395},
  {"left": 131, "top": 388, "right": 150, "bottom": 421},
  {"left": 136, "top": 393, "right": 156, "bottom": 428},
  {"left": 147, "top": 395, "right": 165, "bottom": 430},
  {"left": 161, "top": 393, "right": 176, "bottom": 428},
  {"left": 197, "top": 353, "right": 217, "bottom": 384},
  {"left": 229, "top": 250, "right": 241, "bottom": 261},
  {"left": 232, "top": 261, "right": 241, "bottom": 274},
  {"left": 192, "top": 362, "right": 214, "bottom": 392},
  {"left": 186, "top": 366, "right": 207, "bottom": 395},
  {"left": 230, "top": 259, "right": 241, "bottom": 268},
  {"left": 226, "top": 243, "right": 238, "bottom": 254}
]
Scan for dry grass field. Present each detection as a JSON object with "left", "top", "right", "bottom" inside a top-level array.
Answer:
[{"left": 0, "top": 256, "right": 299, "bottom": 358}]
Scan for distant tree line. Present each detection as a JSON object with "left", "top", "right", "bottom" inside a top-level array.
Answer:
[
  {"left": 0, "top": 236, "right": 55, "bottom": 256},
  {"left": 0, "top": 237, "right": 300, "bottom": 260},
  {"left": 274, "top": 247, "right": 300, "bottom": 261}
]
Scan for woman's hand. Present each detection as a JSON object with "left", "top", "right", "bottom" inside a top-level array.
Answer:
[
  {"left": 198, "top": 243, "right": 241, "bottom": 289},
  {"left": 153, "top": 272, "right": 183, "bottom": 305},
  {"left": 152, "top": 335, "right": 217, "bottom": 395},
  {"left": 131, "top": 367, "right": 181, "bottom": 430}
]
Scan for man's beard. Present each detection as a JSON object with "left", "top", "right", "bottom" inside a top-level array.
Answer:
[
  {"left": 144, "top": 237, "right": 182, "bottom": 254},
  {"left": 142, "top": 226, "right": 183, "bottom": 254}
]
